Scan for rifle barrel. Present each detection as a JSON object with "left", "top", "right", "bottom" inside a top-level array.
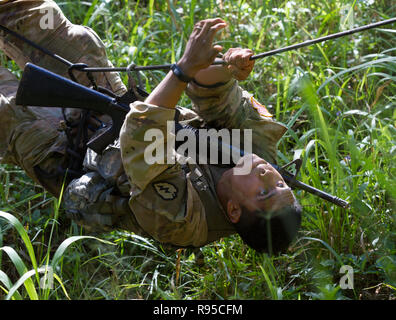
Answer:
[{"left": 275, "top": 167, "right": 350, "bottom": 209}]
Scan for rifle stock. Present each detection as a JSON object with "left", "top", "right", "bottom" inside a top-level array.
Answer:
[{"left": 16, "top": 63, "right": 130, "bottom": 153}]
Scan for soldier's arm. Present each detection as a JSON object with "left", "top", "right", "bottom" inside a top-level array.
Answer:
[
  {"left": 194, "top": 47, "right": 255, "bottom": 85},
  {"left": 185, "top": 51, "right": 287, "bottom": 163},
  {"left": 145, "top": 18, "right": 226, "bottom": 109},
  {"left": 120, "top": 18, "right": 227, "bottom": 190}
]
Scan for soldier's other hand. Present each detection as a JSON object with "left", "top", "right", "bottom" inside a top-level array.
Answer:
[
  {"left": 177, "top": 18, "right": 227, "bottom": 79},
  {"left": 223, "top": 48, "right": 255, "bottom": 81}
]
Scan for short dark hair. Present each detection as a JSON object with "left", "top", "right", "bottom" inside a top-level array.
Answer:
[{"left": 233, "top": 202, "right": 302, "bottom": 255}]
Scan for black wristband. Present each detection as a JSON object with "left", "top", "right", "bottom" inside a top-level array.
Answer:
[{"left": 170, "top": 63, "right": 194, "bottom": 83}]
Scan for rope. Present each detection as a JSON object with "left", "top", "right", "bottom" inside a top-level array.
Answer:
[
  {"left": 250, "top": 17, "right": 396, "bottom": 60},
  {"left": 1, "top": 17, "right": 395, "bottom": 74},
  {"left": 84, "top": 17, "right": 396, "bottom": 69}
]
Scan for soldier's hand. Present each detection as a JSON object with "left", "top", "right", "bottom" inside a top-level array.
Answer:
[
  {"left": 177, "top": 18, "right": 227, "bottom": 79},
  {"left": 223, "top": 48, "right": 255, "bottom": 81}
]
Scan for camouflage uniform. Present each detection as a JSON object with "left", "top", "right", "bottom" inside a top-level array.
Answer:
[
  {"left": 0, "top": 0, "right": 126, "bottom": 196},
  {"left": 119, "top": 80, "right": 287, "bottom": 247}
]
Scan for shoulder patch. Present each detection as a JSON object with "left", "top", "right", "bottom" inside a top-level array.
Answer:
[
  {"left": 153, "top": 182, "right": 178, "bottom": 200},
  {"left": 251, "top": 96, "right": 273, "bottom": 117}
]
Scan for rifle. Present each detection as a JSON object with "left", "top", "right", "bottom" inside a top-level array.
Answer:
[
  {"left": 16, "top": 63, "right": 349, "bottom": 209},
  {"left": 16, "top": 63, "right": 130, "bottom": 154}
]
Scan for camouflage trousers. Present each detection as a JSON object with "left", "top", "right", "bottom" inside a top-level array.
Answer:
[{"left": 0, "top": 0, "right": 127, "bottom": 196}]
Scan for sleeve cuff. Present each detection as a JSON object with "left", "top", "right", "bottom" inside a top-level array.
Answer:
[{"left": 186, "top": 78, "right": 236, "bottom": 99}]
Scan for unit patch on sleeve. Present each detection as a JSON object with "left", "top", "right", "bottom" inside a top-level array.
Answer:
[
  {"left": 153, "top": 182, "right": 178, "bottom": 200},
  {"left": 251, "top": 96, "right": 273, "bottom": 118}
]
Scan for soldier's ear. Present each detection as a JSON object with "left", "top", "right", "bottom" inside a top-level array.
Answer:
[{"left": 226, "top": 200, "right": 242, "bottom": 223}]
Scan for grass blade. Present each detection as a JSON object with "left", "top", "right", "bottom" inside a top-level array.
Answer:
[
  {"left": 5, "top": 266, "right": 51, "bottom": 300},
  {"left": 0, "top": 211, "right": 39, "bottom": 279},
  {"left": 0, "top": 270, "right": 22, "bottom": 300},
  {"left": 301, "top": 237, "right": 344, "bottom": 266},
  {"left": 51, "top": 236, "right": 114, "bottom": 270},
  {"left": 317, "top": 56, "right": 396, "bottom": 93},
  {"left": 0, "top": 246, "right": 38, "bottom": 300}
]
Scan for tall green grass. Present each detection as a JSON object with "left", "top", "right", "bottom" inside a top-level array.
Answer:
[{"left": 0, "top": 0, "right": 395, "bottom": 300}]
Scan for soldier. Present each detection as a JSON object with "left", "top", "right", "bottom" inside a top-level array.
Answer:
[
  {"left": 0, "top": 2, "right": 301, "bottom": 254},
  {"left": 118, "top": 18, "right": 302, "bottom": 254}
]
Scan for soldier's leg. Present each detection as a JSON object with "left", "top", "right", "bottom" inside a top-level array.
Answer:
[
  {"left": 0, "top": 1, "right": 128, "bottom": 196},
  {"left": 0, "top": 66, "right": 68, "bottom": 196},
  {"left": 0, "top": 0, "right": 126, "bottom": 95}
]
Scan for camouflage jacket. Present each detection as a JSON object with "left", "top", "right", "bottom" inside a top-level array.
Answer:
[{"left": 119, "top": 80, "right": 287, "bottom": 247}]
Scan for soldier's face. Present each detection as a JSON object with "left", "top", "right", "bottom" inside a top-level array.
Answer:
[{"left": 229, "top": 154, "right": 295, "bottom": 212}]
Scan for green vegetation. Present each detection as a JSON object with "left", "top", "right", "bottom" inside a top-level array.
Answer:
[{"left": 0, "top": 0, "right": 395, "bottom": 300}]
